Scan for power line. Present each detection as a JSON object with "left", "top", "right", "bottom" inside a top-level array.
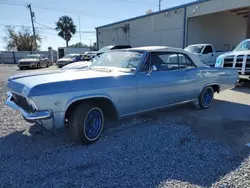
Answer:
[
  {"left": 0, "top": 0, "right": 124, "bottom": 19},
  {"left": 34, "top": 21, "right": 55, "bottom": 30},
  {"left": 0, "top": 24, "right": 96, "bottom": 34}
]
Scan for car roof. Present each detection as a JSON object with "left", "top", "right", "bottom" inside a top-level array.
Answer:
[
  {"left": 124, "top": 46, "right": 186, "bottom": 53},
  {"left": 186, "top": 44, "right": 212, "bottom": 47}
]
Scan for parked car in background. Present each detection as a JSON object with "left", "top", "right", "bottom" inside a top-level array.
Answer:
[
  {"left": 96, "top": 45, "right": 132, "bottom": 56},
  {"left": 18, "top": 54, "right": 50, "bottom": 70},
  {"left": 61, "top": 60, "right": 92, "bottom": 70},
  {"left": 62, "top": 54, "right": 101, "bottom": 70},
  {"left": 6, "top": 46, "right": 238, "bottom": 145},
  {"left": 56, "top": 54, "right": 82, "bottom": 68},
  {"left": 215, "top": 39, "right": 250, "bottom": 80},
  {"left": 82, "top": 51, "right": 97, "bottom": 61},
  {"left": 184, "top": 44, "right": 227, "bottom": 66}
]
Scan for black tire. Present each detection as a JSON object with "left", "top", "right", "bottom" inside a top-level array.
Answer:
[
  {"left": 37, "top": 62, "right": 41, "bottom": 69},
  {"left": 198, "top": 86, "right": 214, "bottom": 109},
  {"left": 69, "top": 103, "right": 104, "bottom": 145},
  {"left": 46, "top": 62, "right": 49, "bottom": 67},
  {"left": 19, "top": 67, "right": 23, "bottom": 70}
]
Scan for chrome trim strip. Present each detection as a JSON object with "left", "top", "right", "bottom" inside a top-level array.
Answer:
[
  {"left": 120, "top": 99, "right": 197, "bottom": 118},
  {"left": 6, "top": 92, "right": 51, "bottom": 121}
]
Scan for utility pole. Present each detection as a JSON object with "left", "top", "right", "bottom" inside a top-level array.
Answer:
[
  {"left": 27, "top": 4, "right": 36, "bottom": 50},
  {"left": 78, "top": 16, "right": 82, "bottom": 43},
  {"left": 158, "top": 0, "right": 163, "bottom": 11}
]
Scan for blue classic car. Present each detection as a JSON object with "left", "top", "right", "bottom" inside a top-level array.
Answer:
[{"left": 6, "top": 46, "right": 238, "bottom": 145}]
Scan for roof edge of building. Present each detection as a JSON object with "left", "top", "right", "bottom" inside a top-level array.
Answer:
[{"left": 95, "top": 0, "right": 211, "bottom": 30}]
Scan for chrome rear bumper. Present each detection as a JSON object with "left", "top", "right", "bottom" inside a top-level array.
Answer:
[
  {"left": 6, "top": 92, "right": 54, "bottom": 130},
  {"left": 239, "top": 74, "right": 250, "bottom": 80}
]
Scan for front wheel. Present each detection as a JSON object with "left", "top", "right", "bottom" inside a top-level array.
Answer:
[
  {"left": 37, "top": 62, "right": 41, "bottom": 69},
  {"left": 198, "top": 86, "right": 214, "bottom": 109},
  {"left": 69, "top": 103, "right": 104, "bottom": 145}
]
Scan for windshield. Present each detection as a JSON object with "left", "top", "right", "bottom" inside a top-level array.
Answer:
[
  {"left": 24, "top": 54, "right": 40, "bottom": 59},
  {"left": 98, "top": 46, "right": 113, "bottom": 53},
  {"left": 233, "top": 40, "right": 250, "bottom": 52},
  {"left": 184, "top": 45, "right": 204, "bottom": 54},
  {"left": 89, "top": 51, "right": 144, "bottom": 72},
  {"left": 63, "top": 54, "right": 76, "bottom": 58}
]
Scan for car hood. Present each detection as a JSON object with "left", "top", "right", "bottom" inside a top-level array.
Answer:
[
  {"left": 217, "top": 50, "right": 250, "bottom": 59},
  {"left": 61, "top": 61, "right": 92, "bottom": 70},
  {"left": 7, "top": 69, "right": 132, "bottom": 96},
  {"left": 19, "top": 58, "right": 38, "bottom": 62}
]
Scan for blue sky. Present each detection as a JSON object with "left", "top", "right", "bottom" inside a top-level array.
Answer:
[{"left": 0, "top": 0, "right": 193, "bottom": 50}]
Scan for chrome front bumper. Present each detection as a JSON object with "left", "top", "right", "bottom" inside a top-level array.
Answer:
[{"left": 6, "top": 92, "right": 55, "bottom": 130}]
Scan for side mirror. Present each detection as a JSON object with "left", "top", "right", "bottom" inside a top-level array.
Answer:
[{"left": 147, "top": 65, "right": 157, "bottom": 76}]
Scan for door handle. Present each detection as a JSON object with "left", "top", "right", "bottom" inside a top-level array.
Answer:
[{"left": 211, "top": 54, "right": 214, "bottom": 56}]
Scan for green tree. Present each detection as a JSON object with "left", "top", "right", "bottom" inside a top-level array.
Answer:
[
  {"left": 55, "top": 16, "right": 76, "bottom": 47},
  {"left": 3, "top": 26, "right": 41, "bottom": 51}
]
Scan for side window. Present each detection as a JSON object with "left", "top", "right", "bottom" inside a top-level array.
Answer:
[
  {"left": 178, "top": 54, "right": 196, "bottom": 69},
  {"left": 140, "top": 55, "right": 150, "bottom": 72},
  {"left": 151, "top": 52, "right": 180, "bottom": 71},
  {"left": 203, "top": 46, "right": 213, "bottom": 54}
]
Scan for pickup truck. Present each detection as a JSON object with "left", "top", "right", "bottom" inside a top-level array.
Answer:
[
  {"left": 184, "top": 44, "right": 227, "bottom": 66},
  {"left": 215, "top": 39, "right": 250, "bottom": 80}
]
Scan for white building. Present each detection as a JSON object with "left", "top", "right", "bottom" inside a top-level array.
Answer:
[{"left": 96, "top": 0, "right": 250, "bottom": 51}]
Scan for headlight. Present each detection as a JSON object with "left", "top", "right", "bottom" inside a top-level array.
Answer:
[
  {"left": 26, "top": 98, "right": 38, "bottom": 111},
  {"left": 215, "top": 57, "right": 223, "bottom": 67}
]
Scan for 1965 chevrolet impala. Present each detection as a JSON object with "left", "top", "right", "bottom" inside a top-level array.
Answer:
[{"left": 6, "top": 46, "right": 238, "bottom": 145}]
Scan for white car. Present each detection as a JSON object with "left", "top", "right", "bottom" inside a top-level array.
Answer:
[
  {"left": 215, "top": 39, "right": 250, "bottom": 80},
  {"left": 83, "top": 51, "right": 97, "bottom": 61},
  {"left": 61, "top": 61, "right": 92, "bottom": 70},
  {"left": 184, "top": 44, "right": 227, "bottom": 66},
  {"left": 56, "top": 54, "right": 82, "bottom": 68}
]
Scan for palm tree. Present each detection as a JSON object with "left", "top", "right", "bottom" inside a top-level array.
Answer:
[{"left": 55, "top": 16, "right": 76, "bottom": 47}]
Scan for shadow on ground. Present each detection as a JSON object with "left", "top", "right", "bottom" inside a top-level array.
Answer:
[
  {"left": 233, "top": 80, "right": 250, "bottom": 94},
  {"left": 0, "top": 99, "right": 250, "bottom": 187}
]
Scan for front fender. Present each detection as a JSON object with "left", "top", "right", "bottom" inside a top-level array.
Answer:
[{"left": 63, "top": 94, "right": 119, "bottom": 119}]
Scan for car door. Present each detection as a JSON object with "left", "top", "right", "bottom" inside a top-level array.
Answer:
[
  {"left": 201, "top": 45, "right": 214, "bottom": 66},
  {"left": 178, "top": 53, "right": 204, "bottom": 99},
  {"left": 137, "top": 52, "right": 189, "bottom": 112}
]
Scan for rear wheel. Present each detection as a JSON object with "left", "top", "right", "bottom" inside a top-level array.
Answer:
[
  {"left": 69, "top": 103, "right": 104, "bottom": 145},
  {"left": 198, "top": 86, "right": 214, "bottom": 109}
]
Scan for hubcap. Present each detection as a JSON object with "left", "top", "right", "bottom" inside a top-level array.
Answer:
[
  {"left": 203, "top": 88, "right": 213, "bottom": 106},
  {"left": 84, "top": 108, "right": 103, "bottom": 140}
]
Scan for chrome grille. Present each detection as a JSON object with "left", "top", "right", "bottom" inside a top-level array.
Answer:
[
  {"left": 12, "top": 93, "right": 33, "bottom": 112},
  {"left": 19, "top": 62, "right": 31, "bottom": 65},
  {"left": 223, "top": 56, "right": 234, "bottom": 68},
  {"left": 246, "top": 56, "right": 250, "bottom": 68}
]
